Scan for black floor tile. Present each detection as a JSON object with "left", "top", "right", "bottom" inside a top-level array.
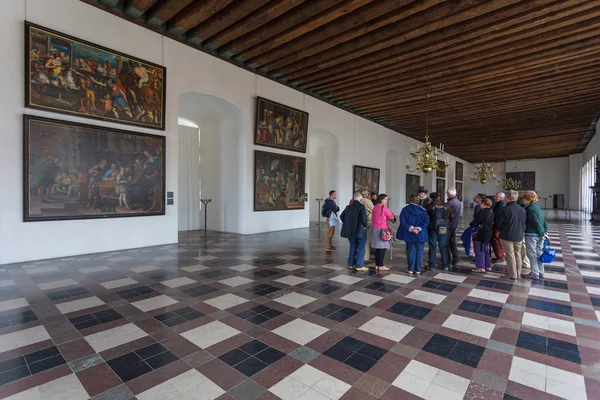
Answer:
[
  {"left": 0, "top": 310, "right": 38, "bottom": 328},
  {"left": 531, "top": 280, "right": 569, "bottom": 291},
  {"left": 239, "top": 340, "right": 269, "bottom": 356},
  {"left": 0, "top": 365, "right": 30, "bottom": 385},
  {"left": 116, "top": 286, "right": 156, "bottom": 300},
  {"left": 251, "top": 270, "right": 280, "bottom": 278},
  {"left": 583, "top": 277, "right": 600, "bottom": 286},
  {"left": 112, "top": 361, "right": 153, "bottom": 382},
  {"left": 344, "top": 353, "right": 378, "bottom": 372},
  {"left": 323, "top": 336, "right": 387, "bottom": 372},
  {"left": 516, "top": 331, "right": 581, "bottom": 364},
  {"left": 0, "top": 357, "right": 25, "bottom": 374},
  {"left": 307, "top": 283, "right": 341, "bottom": 294},
  {"left": 423, "top": 334, "right": 484, "bottom": 368},
  {"left": 145, "top": 351, "right": 178, "bottom": 369},
  {"left": 135, "top": 343, "right": 168, "bottom": 359},
  {"left": 254, "top": 347, "right": 285, "bottom": 365},
  {"left": 387, "top": 301, "right": 432, "bottom": 320},
  {"left": 24, "top": 346, "right": 61, "bottom": 364},
  {"left": 526, "top": 299, "right": 573, "bottom": 316},
  {"left": 220, "top": 349, "right": 252, "bottom": 367},
  {"left": 198, "top": 270, "right": 228, "bottom": 279},
  {"left": 28, "top": 354, "right": 66, "bottom": 374},
  {"left": 365, "top": 282, "right": 400, "bottom": 293},
  {"left": 233, "top": 357, "right": 268, "bottom": 377},
  {"left": 182, "top": 284, "right": 218, "bottom": 297}
]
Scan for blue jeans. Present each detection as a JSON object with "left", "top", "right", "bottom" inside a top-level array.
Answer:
[
  {"left": 406, "top": 242, "right": 425, "bottom": 273},
  {"left": 525, "top": 236, "right": 545, "bottom": 276},
  {"left": 348, "top": 234, "right": 367, "bottom": 268},
  {"left": 428, "top": 232, "right": 449, "bottom": 269}
]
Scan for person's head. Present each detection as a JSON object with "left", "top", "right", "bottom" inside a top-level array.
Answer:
[
  {"left": 370, "top": 191, "right": 377, "bottom": 200},
  {"left": 377, "top": 194, "right": 388, "bottom": 205},
  {"left": 418, "top": 186, "right": 427, "bottom": 199},
  {"left": 362, "top": 190, "right": 370, "bottom": 199},
  {"left": 481, "top": 198, "right": 493, "bottom": 209},
  {"left": 521, "top": 191, "right": 538, "bottom": 205},
  {"left": 429, "top": 192, "right": 439, "bottom": 202},
  {"left": 474, "top": 194, "right": 482, "bottom": 203},
  {"left": 495, "top": 192, "right": 505, "bottom": 202},
  {"left": 329, "top": 190, "right": 337, "bottom": 199},
  {"left": 434, "top": 197, "right": 444, "bottom": 207},
  {"left": 508, "top": 190, "right": 519, "bottom": 202},
  {"left": 447, "top": 187, "right": 457, "bottom": 198},
  {"left": 410, "top": 193, "right": 421, "bottom": 204},
  {"left": 353, "top": 191, "right": 363, "bottom": 202}
]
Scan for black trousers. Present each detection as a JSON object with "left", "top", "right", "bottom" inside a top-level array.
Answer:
[
  {"left": 374, "top": 249, "right": 386, "bottom": 267},
  {"left": 449, "top": 229, "right": 459, "bottom": 266}
]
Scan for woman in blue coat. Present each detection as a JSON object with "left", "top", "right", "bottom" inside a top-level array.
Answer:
[{"left": 397, "top": 194, "right": 430, "bottom": 274}]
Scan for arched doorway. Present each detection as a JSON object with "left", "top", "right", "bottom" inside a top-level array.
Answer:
[
  {"left": 386, "top": 150, "right": 401, "bottom": 212},
  {"left": 178, "top": 93, "right": 245, "bottom": 233},
  {"left": 308, "top": 129, "right": 339, "bottom": 222}
]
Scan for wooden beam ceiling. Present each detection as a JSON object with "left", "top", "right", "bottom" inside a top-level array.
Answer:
[{"left": 82, "top": 0, "right": 600, "bottom": 162}]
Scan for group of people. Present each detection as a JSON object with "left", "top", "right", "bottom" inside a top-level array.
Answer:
[{"left": 470, "top": 190, "right": 548, "bottom": 280}]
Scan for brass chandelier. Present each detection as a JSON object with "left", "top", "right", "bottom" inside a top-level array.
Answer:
[
  {"left": 406, "top": 94, "right": 449, "bottom": 174},
  {"left": 471, "top": 161, "right": 497, "bottom": 184}
]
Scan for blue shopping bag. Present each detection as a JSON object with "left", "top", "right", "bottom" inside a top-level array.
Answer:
[{"left": 539, "top": 239, "right": 556, "bottom": 263}]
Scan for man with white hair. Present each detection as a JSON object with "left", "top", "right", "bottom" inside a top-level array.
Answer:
[
  {"left": 361, "top": 190, "right": 374, "bottom": 263},
  {"left": 446, "top": 187, "right": 462, "bottom": 271},
  {"left": 496, "top": 190, "right": 527, "bottom": 280},
  {"left": 340, "top": 192, "right": 368, "bottom": 272}
]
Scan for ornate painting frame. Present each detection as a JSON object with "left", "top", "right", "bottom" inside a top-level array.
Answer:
[
  {"left": 456, "top": 181, "right": 463, "bottom": 202},
  {"left": 506, "top": 171, "right": 536, "bottom": 190},
  {"left": 436, "top": 178, "right": 446, "bottom": 198},
  {"left": 254, "top": 150, "right": 306, "bottom": 212},
  {"left": 25, "top": 22, "right": 167, "bottom": 130},
  {"left": 456, "top": 161, "right": 464, "bottom": 181},
  {"left": 254, "top": 97, "right": 309, "bottom": 153},
  {"left": 406, "top": 174, "right": 421, "bottom": 204},
  {"left": 23, "top": 114, "right": 166, "bottom": 222},
  {"left": 353, "top": 165, "right": 380, "bottom": 197}
]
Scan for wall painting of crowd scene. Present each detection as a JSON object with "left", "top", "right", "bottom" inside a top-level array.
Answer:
[
  {"left": 25, "top": 22, "right": 166, "bottom": 130},
  {"left": 406, "top": 174, "right": 421, "bottom": 204},
  {"left": 24, "top": 115, "right": 165, "bottom": 222},
  {"left": 255, "top": 97, "right": 308, "bottom": 153},
  {"left": 254, "top": 151, "right": 306, "bottom": 211},
  {"left": 353, "top": 166, "right": 380, "bottom": 196}
]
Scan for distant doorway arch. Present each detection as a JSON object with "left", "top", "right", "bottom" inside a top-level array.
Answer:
[
  {"left": 308, "top": 129, "right": 339, "bottom": 222},
  {"left": 386, "top": 150, "right": 401, "bottom": 212}
]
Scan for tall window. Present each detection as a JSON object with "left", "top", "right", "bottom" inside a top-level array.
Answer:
[{"left": 582, "top": 155, "right": 597, "bottom": 212}]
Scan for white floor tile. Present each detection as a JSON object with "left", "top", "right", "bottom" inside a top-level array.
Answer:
[
  {"left": 84, "top": 323, "right": 147, "bottom": 353},
  {"left": 577, "top": 259, "right": 600, "bottom": 266},
  {"left": 522, "top": 312, "right": 576, "bottom": 336},
  {"left": 596, "top": 310, "right": 600, "bottom": 322},
  {"left": 131, "top": 265, "right": 160, "bottom": 273},
  {"left": 406, "top": 289, "right": 447, "bottom": 305},
  {"left": 0, "top": 298, "right": 29, "bottom": 312},
  {"left": 218, "top": 276, "right": 254, "bottom": 287},
  {"left": 25, "top": 266, "right": 59, "bottom": 275},
  {"left": 204, "top": 294, "right": 249, "bottom": 310},
  {"left": 195, "top": 255, "right": 218, "bottom": 261},
  {"left": 392, "top": 370, "right": 431, "bottom": 397},
  {"left": 509, "top": 356, "right": 586, "bottom": 399},
  {"left": 275, "top": 276, "right": 310, "bottom": 286},
  {"left": 181, "top": 320, "right": 240, "bottom": 349},
  {"left": 276, "top": 263, "right": 305, "bottom": 271},
  {"left": 434, "top": 273, "right": 467, "bottom": 283},
  {"left": 236, "top": 256, "right": 259, "bottom": 261},
  {"left": 468, "top": 288, "right": 509, "bottom": 304},
  {"left": 581, "top": 270, "right": 600, "bottom": 278},
  {"left": 38, "top": 279, "right": 78, "bottom": 291},
  {"left": 381, "top": 274, "right": 415, "bottom": 284},
  {"left": 78, "top": 266, "right": 110, "bottom": 274},
  {"left": 132, "top": 294, "right": 178, "bottom": 312},
  {"left": 543, "top": 273, "right": 567, "bottom": 281},
  {"left": 0, "top": 279, "right": 15, "bottom": 288},
  {"left": 275, "top": 292, "right": 317, "bottom": 308},
  {"left": 138, "top": 369, "right": 225, "bottom": 400},
  {"left": 442, "top": 314, "right": 496, "bottom": 338},
  {"left": 329, "top": 275, "right": 364, "bottom": 285},
  {"left": 100, "top": 278, "right": 138, "bottom": 289},
  {"left": 359, "top": 316, "right": 413, "bottom": 341},
  {"left": 0, "top": 325, "right": 50, "bottom": 353},
  {"left": 4, "top": 374, "right": 88, "bottom": 400},
  {"left": 422, "top": 383, "right": 464, "bottom": 400},
  {"left": 587, "top": 286, "right": 600, "bottom": 296},
  {"left": 56, "top": 296, "right": 104, "bottom": 314},
  {"left": 228, "top": 264, "right": 256, "bottom": 272},
  {"left": 312, "top": 374, "right": 352, "bottom": 399},
  {"left": 529, "top": 287, "right": 570, "bottom": 302},
  {"left": 180, "top": 264, "right": 209, "bottom": 273},
  {"left": 340, "top": 291, "right": 383, "bottom": 306},
  {"left": 270, "top": 375, "right": 310, "bottom": 400},
  {"left": 272, "top": 319, "right": 328, "bottom": 345}
]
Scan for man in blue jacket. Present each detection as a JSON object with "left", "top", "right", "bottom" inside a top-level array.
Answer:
[
  {"left": 446, "top": 188, "right": 462, "bottom": 271},
  {"left": 340, "top": 192, "right": 368, "bottom": 271},
  {"left": 323, "top": 190, "right": 339, "bottom": 251},
  {"left": 397, "top": 194, "right": 430, "bottom": 274},
  {"left": 497, "top": 190, "right": 527, "bottom": 280}
]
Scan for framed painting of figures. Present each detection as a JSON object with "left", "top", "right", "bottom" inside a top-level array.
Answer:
[
  {"left": 23, "top": 115, "right": 165, "bottom": 222},
  {"left": 254, "top": 150, "right": 306, "bottom": 211},
  {"left": 436, "top": 178, "right": 446, "bottom": 198},
  {"left": 25, "top": 22, "right": 166, "bottom": 130},
  {"left": 406, "top": 174, "right": 420, "bottom": 204},
  {"left": 255, "top": 97, "right": 309, "bottom": 153},
  {"left": 456, "top": 161, "right": 464, "bottom": 181},
  {"left": 456, "top": 181, "right": 463, "bottom": 202},
  {"left": 436, "top": 160, "right": 446, "bottom": 178},
  {"left": 353, "top": 166, "right": 380, "bottom": 196},
  {"left": 506, "top": 171, "right": 535, "bottom": 190}
]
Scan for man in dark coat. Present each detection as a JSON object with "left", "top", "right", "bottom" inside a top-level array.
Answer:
[
  {"left": 323, "top": 190, "right": 340, "bottom": 251},
  {"left": 491, "top": 192, "right": 506, "bottom": 263},
  {"left": 497, "top": 190, "right": 527, "bottom": 280},
  {"left": 446, "top": 187, "right": 462, "bottom": 271},
  {"left": 340, "top": 192, "right": 368, "bottom": 272},
  {"left": 417, "top": 186, "right": 430, "bottom": 208}
]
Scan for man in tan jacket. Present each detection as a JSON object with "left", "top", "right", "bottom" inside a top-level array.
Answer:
[{"left": 361, "top": 190, "right": 374, "bottom": 263}]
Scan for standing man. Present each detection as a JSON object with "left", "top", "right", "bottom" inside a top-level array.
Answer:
[
  {"left": 340, "top": 192, "right": 368, "bottom": 272},
  {"left": 417, "top": 186, "right": 430, "bottom": 208},
  {"left": 323, "top": 190, "right": 340, "bottom": 252},
  {"left": 446, "top": 188, "right": 462, "bottom": 271},
  {"left": 491, "top": 192, "right": 506, "bottom": 263},
  {"left": 497, "top": 190, "right": 527, "bottom": 280},
  {"left": 361, "top": 190, "right": 374, "bottom": 264},
  {"left": 370, "top": 192, "right": 378, "bottom": 204}
]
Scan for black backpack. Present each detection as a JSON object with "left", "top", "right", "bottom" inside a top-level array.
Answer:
[
  {"left": 321, "top": 202, "right": 328, "bottom": 218},
  {"left": 432, "top": 207, "right": 449, "bottom": 235}
]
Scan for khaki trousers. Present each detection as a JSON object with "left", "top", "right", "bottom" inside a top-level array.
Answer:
[
  {"left": 325, "top": 219, "right": 335, "bottom": 248},
  {"left": 500, "top": 239, "right": 523, "bottom": 279},
  {"left": 520, "top": 238, "right": 531, "bottom": 275},
  {"left": 364, "top": 226, "right": 372, "bottom": 260}
]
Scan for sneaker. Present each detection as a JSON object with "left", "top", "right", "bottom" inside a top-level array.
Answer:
[
  {"left": 501, "top": 275, "right": 517, "bottom": 281},
  {"left": 523, "top": 273, "right": 539, "bottom": 280},
  {"left": 492, "top": 258, "right": 505, "bottom": 264},
  {"left": 326, "top": 247, "right": 336, "bottom": 252},
  {"left": 348, "top": 266, "right": 355, "bottom": 270},
  {"left": 407, "top": 270, "right": 413, "bottom": 274},
  {"left": 442, "top": 267, "right": 449, "bottom": 271},
  {"left": 355, "top": 267, "right": 369, "bottom": 272},
  {"left": 539, "top": 274, "right": 544, "bottom": 279},
  {"left": 414, "top": 271, "right": 421, "bottom": 275}
]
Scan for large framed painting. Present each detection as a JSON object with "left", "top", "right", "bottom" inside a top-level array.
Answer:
[
  {"left": 25, "top": 22, "right": 166, "bottom": 130},
  {"left": 24, "top": 115, "right": 165, "bottom": 222},
  {"left": 436, "top": 160, "right": 446, "bottom": 178},
  {"left": 456, "top": 181, "right": 463, "bottom": 202},
  {"left": 255, "top": 97, "right": 309, "bottom": 153},
  {"left": 353, "top": 166, "right": 380, "bottom": 196},
  {"left": 406, "top": 174, "right": 420, "bottom": 204},
  {"left": 436, "top": 178, "right": 446, "bottom": 198},
  {"left": 456, "top": 161, "right": 464, "bottom": 181},
  {"left": 254, "top": 150, "right": 306, "bottom": 211},
  {"left": 506, "top": 171, "right": 535, "bottom": 190}
]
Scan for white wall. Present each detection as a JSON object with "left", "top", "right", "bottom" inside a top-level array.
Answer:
[{"left": 0, "top": 0, "right": 471, "bottom": 264}]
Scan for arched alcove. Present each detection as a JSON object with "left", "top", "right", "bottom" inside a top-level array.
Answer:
[
  {"left": 178, "top": 93, "right": 245, "bottom": 233},
  {"left": 308, "top": 129, "right": 340, "bottom": 222},
  {"left": 386, "top": 150, "right": 401, "bottom": 212}
]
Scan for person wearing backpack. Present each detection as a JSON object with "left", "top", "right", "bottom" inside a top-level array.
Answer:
[
  {"left": 322, "top": 190, "right": 339, "bottom": 251},
  {"left": 470, "top": 198, "right": 494, "bottom": 273},
  {"left": 427, "top": 196, "right": 452, "bottom": 271},
  {"left": 397, "top": 194, "right": 430, "bottom": 275}
]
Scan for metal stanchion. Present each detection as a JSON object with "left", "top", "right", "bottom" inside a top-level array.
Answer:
[
  {"left": 200, "top": 199, "right": 212, "bottom": 240},
  {"left": 316, "top": 198, "right": 324, "bottom": 228}
]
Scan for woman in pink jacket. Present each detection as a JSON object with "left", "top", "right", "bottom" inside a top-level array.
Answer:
[{"left": 371, "top": 194, "right": 397, "bottom": 271}]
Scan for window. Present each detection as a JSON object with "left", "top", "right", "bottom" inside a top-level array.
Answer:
[{"left": 581, "top": 155, "right": 597, "bottom": 212}]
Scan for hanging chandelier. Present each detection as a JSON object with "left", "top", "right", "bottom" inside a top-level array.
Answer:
[
  {"left": 498, "top": 177, "right": 522, "bottom": 191},
  {"left": 406, "top": 94, "right": 449, "bottom": 174},
  {"left": 471, "top": 161, "right": 497, "bottom": 184}
]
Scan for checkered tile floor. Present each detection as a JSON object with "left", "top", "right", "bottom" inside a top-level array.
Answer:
[{"left": 0, "top": 213, "right": 599, "bottom": 399}]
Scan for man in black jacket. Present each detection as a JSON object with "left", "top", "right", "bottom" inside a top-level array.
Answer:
[
  {"left": 491, "top": 192, "right": 506, "bottom": 263},
  {"left": 497, "top": 190, "right": 527, "bottom": 280},
  {"left": 340, "top": 192, "right": 368, "bottom": 272},
  {"left": 323, "top": 190, "right": 340, "bottom": 251}
]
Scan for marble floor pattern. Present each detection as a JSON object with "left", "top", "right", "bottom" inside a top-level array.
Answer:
[{"left": 0, "top": 214, "right": 599, "bottom": 400}]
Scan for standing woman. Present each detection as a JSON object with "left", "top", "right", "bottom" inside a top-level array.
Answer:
[
  {"left": 521, "top": 191, "right": 548, "bottom": 279},
  {"left": 397, "top": 194, "right": 430, "bottom": 275},
  {"left": 470, "top": 198, "right": 494, "bottom": 273},
  {"left": 371, "top": 194, "right": 396, "bottom": 271}
]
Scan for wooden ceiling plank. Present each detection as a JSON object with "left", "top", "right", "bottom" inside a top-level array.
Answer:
[
  {"left": 166, "top": 0, "right": 234, "bottom": 35},
  {"left": 145, "top": 0, "right": 195, "bottom": 26}
]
